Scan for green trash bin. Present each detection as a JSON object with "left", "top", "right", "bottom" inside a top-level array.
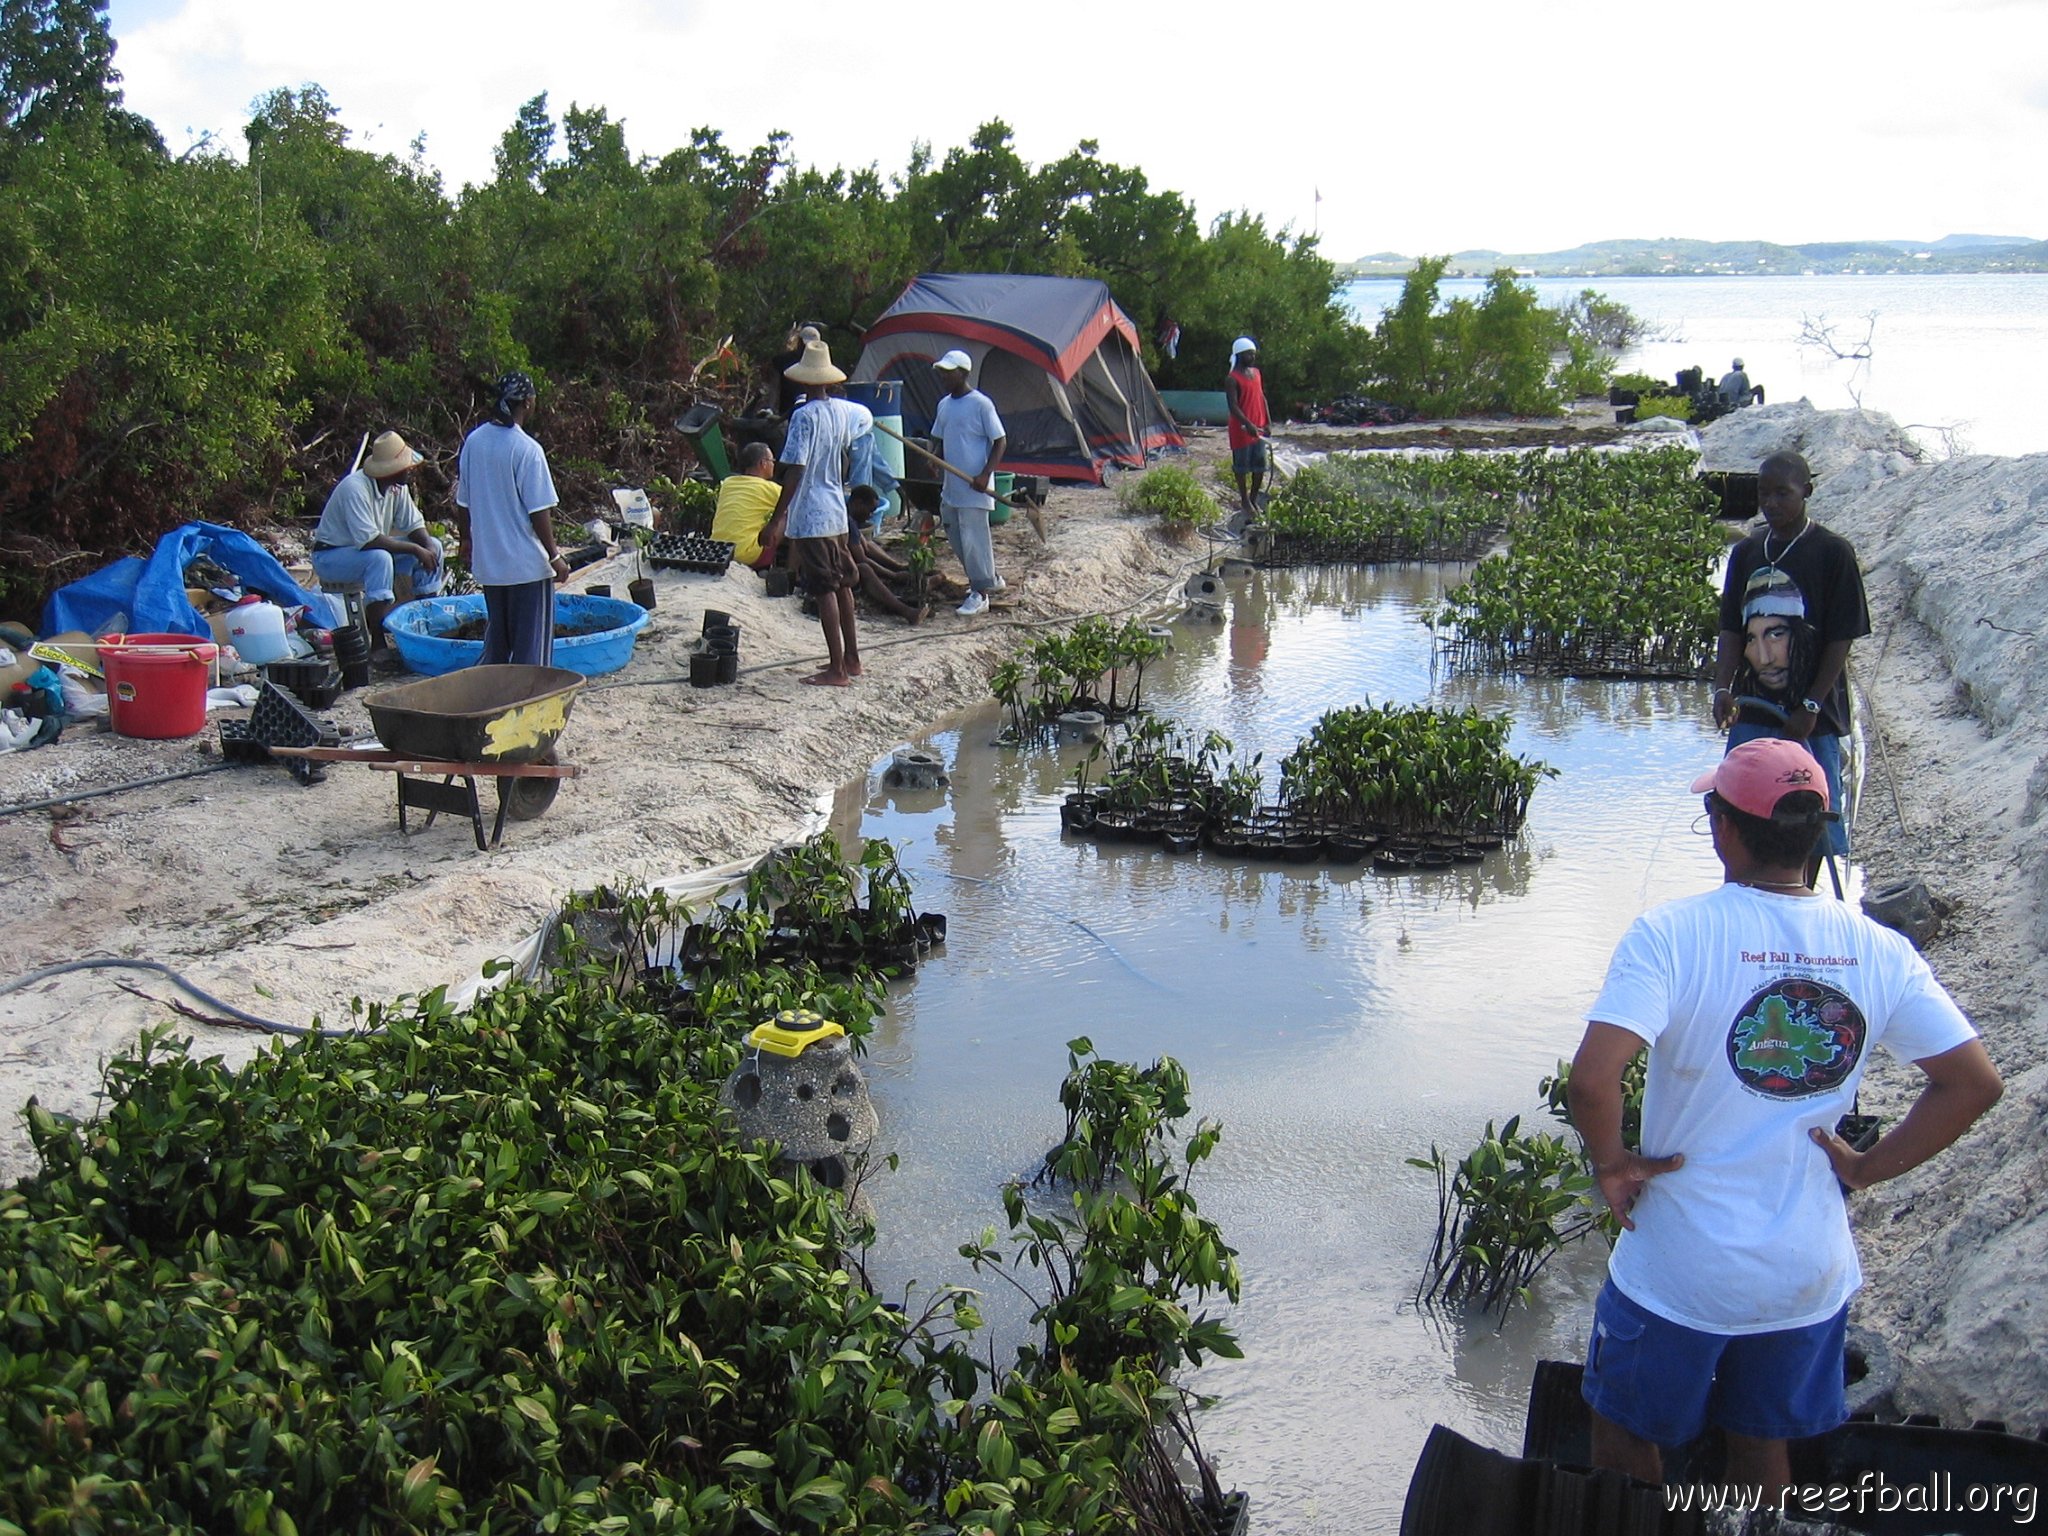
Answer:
[
  {"left": 989, "top": 471, "right": 1015, "bottom": 525},
  {"left": 674, "top": 403, "right": 733, "bottom": 483}
]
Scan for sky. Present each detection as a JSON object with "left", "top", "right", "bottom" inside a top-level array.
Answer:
[{"left": 103, "top": 0, "right": 2048, "bottom": 261}]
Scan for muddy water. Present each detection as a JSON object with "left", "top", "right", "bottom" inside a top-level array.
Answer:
[{"left": 830, "top": 563, "right": 1736, "bottom": 1533}]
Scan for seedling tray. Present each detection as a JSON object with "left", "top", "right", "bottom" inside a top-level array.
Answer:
[{"left": 648, "top": 533, "right": 735, "bottom": 575}]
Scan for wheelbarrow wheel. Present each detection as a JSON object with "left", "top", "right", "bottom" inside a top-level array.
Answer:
[{"left": 499, "top": 751, "right": 562, "bottom": 822}]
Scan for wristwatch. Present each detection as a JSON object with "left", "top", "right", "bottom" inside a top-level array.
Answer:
[{"left": 1801, "top": 697, "right": 1822, "bottom": 715}]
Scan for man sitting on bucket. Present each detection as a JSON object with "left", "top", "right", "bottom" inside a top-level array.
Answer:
[
  {"left": 310, "top": 430, "right": 444, "bottom": 663},
  {"left": 1568, "top": 737, "right": 2001, "bottom": 1503}
]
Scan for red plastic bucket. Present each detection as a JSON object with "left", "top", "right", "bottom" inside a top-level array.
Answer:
[{"left": 96, "top": 633, "right": 219, "bottom": 739}]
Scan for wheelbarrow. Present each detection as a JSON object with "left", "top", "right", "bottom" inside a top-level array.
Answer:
[{"left": 270, "top": 665, "right": 586, "bottom": 850}]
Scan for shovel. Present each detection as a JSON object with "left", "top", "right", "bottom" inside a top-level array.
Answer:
[{"left": 871, "top": 420, "right": 1048, "bottom": 546}]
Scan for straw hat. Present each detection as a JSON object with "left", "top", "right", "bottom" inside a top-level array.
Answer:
[
  {"left": 361, "top": 431, "right": 423, "bottom": 478},
  {"left": 783, "top": 339, "right": 846, "bottom": 386}
]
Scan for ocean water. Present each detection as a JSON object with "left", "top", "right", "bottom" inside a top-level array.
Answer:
[{"left": 1343, "top": 274, "right": 2048, "bottom": 459}]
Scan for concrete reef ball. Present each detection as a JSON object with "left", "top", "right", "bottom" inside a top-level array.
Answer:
[{"left": 721, "top": 1012, "right": 880, "bottom": 1215}]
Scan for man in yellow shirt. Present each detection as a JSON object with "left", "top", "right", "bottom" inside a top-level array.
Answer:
[{"left": 710, "top": 442, "right": 782, "bottom": 568}]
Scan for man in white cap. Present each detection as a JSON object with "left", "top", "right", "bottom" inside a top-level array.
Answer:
[
  {"left": 310, "top": 430, "right": 444, "bottom": 661},
  {"left": 1226, "top": 337, "right": 1272, "bottom": 519},
  {"left": 1718, "top": 357, "right": 1753, "bottom": 406},
  {"left": 762, "top": 337, "right": 872, "bottom": 685},
  {"left": 1568, "top": 737, "right": 2000, "bottom": 1503},
  {"left": 929, "top": 350, "right": 1007, "bottom": 617}
]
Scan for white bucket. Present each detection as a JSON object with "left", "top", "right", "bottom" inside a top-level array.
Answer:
[{"left": 223, "top": 601, "right": 290, "bottom": 665}]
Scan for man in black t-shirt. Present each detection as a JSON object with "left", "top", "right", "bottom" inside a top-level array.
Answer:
[{"left": 1710, "top": 451, "right": 1870, "bottom": 863}]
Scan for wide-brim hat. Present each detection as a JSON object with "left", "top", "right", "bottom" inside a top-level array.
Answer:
[
  {"left": 362, "top": 431, "right": 423, "bottom": 478},
  {"left": 784, "top": 339, "right": 846, "bottom": 386}
]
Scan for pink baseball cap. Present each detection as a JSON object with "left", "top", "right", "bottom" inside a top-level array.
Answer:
[{"left": 1691, "top": 737, "right": 1830, "bottom": 818}]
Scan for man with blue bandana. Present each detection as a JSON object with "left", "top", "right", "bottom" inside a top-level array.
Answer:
[{"left": 455, "top": 373, "right": 566, "bottom": 668}]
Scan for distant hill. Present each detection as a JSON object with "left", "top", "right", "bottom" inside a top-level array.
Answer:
[{"left": 1341, "top": 235, "right": 2047, "bottom": 279}]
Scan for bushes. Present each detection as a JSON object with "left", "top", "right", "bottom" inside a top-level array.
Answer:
[
  {"left": 1263, "top": 449, "right": 1519, "bottom": 563},
  {"left": 1431, "top": 446, "right": 1725, "bottom": 678},
  {"left": 0, "top": 856, "right": 1243, "bottom": 1534},
  {"left": 1633, "top": 393, "right": 1693, "bottom": 422},
  {"left": 1279, "top": 701, "right": 1551, "bottom": 840},
  {"left": 1119, "top": 463, "right": 1220, "bottom": 530},
  {"left": 1359, "top": 259, "right": 1646, "bottom": 419}
]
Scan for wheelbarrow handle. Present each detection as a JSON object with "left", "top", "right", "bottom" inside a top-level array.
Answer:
[{"left": 871, "top": 419, "right": 1021, "bottom": 506}]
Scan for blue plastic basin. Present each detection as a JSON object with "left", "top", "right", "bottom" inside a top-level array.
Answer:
[{"left": 385, "top": 593, "right": 650, "bottom": 678}]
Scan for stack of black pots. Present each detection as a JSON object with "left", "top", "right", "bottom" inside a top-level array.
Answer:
[
  {"left": 332, "top": 594, "right": 372, "bottom": 690},
  {"left": 691, "top": 609, "right": 740, "bottom": 687}
]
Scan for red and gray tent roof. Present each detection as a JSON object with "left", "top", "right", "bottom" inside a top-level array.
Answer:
[{"left": 854, "top": 273, "right": 1182, "bottom": 483}]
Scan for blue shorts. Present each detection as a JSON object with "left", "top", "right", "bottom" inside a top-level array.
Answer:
[
  {"left": 1231, "top": 441, "right": 1269, "bottom": 477},
  {"left": 1581, "top": 1281, "right": 1848, "bottom": 1446}
]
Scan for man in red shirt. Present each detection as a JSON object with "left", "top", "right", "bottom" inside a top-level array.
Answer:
[{"left": 1226, "top": 337, "right": 1272, "bottom": 519}]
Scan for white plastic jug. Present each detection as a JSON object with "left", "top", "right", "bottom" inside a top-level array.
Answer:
[{"left": 224, "top": 601, "right": 290, "bottom": 665}]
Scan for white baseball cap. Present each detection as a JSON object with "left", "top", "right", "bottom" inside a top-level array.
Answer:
[{"left": 933, "top": 350, "right": 973, "bottom": 372}]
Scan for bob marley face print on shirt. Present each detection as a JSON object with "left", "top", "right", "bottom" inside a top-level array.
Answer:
[{"left": 1726, "top": 977, "right": 1867, "bottom": 1098}]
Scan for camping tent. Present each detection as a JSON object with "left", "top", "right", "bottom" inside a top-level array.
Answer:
[{"left": 853, "top": 273, "right": 1182, "bottom": 483}]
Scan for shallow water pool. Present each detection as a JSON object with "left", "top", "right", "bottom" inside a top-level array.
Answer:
[{"left": 829, "top": 562, "right": 1739, "bottom": 1532}]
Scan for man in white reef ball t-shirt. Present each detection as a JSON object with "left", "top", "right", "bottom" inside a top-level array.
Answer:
[{"left": 1568, "top": 737, "right": 2000, "bottom": 1504}]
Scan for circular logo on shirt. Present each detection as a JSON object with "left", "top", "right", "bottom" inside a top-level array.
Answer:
[{"left": 1725, "top": 978, "right": 1866, "bottom": 1099}]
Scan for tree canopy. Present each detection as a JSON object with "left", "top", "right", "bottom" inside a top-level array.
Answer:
[{"left": 0, "top": 46, "right": 1370, "bottom": 617}]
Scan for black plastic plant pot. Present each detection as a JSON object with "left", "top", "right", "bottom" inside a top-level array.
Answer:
[
  {"left": 689, "top": 651, "right": 720, "bottom": 688},
  {"left": 867, "top": 940, "right": 920, "bottom": 971},
  {"left": 585, "top": 584, "right": 611, "bottom": 598},
  {"left": 1280, "top": 834, "right": 1324, "bottom": 864},
  {"left": 1325, "top": 834, "right": 1375, "bottom": 864},
  {"left": 1060, "top": 794, "right": 1100, "bottom": 832},
  {"left": 628, "top": 577, "right": 656, "bottom": 609},
  {"left": 701, "top": 608, "right": 732, "bottom": 633},
  {"left": 1092, "top": 810, "right": 1136, "bottom": 843},
  {"left": 1161, "top": 824, "right": 1202, "bottom": 855},
  {"left": 764, "top": 569, "right": 794, "bottom": 597},
  {"left": 913, "top": 911, "right": 947, "bottom": 947},
  {"left": 715, "top": 651, "right": 739, "bottom": 685},
  {"left": 705, "top": 624, "right": 740, "bottom": 653},
  {"left": 1204, "top": 823, "right": 1255, "bottom": 858}
]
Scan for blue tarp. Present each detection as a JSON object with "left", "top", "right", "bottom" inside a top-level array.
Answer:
[{"left": 40, "top": 522, "right": 325, "bottom": 639}]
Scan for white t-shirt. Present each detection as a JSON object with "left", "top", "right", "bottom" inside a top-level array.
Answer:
[
  {"left": 933, "top": 389, "right": 1005, "bottom": 511},
  {"left": 778, "top": 397, "right": 871, "bottom": 540},
  {"left": 1590, "top": 883, "right": 1975, "bottom": 1334},
  {"left": 313, "top": 470, "right": 424, "bottom": 549},
  {"left": 456, "top": 422, "right": 558, "bottom": 586}
]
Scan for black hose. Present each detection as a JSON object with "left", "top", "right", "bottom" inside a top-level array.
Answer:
[
  {"left": 0, "top": 957, "right": 366, "bottom": 1038},
  {"left": 0, "top": 762, "right": 238, "bottom": 818}
]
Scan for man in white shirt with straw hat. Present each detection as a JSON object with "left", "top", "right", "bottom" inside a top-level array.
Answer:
[
  {"left": 310, "top": 430, "right": 444, "bottom": 662},
  {"left": 763, "top": 336, "right": 872, "bottom": 686}
]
